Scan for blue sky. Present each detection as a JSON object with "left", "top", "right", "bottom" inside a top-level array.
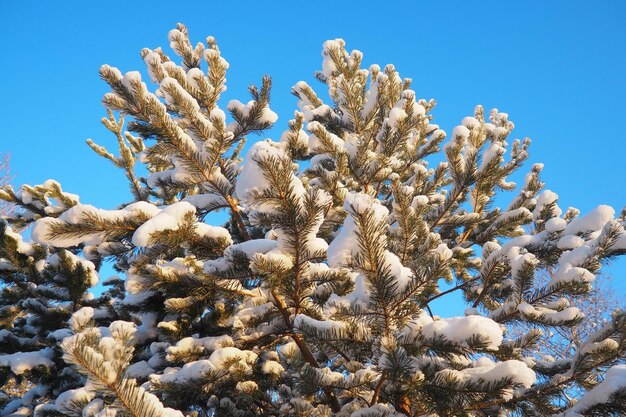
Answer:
[{"left": 1, "top": 1, "right": 625, "bottom": 309}]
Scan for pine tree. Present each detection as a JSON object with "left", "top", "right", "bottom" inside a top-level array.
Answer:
[{"left": 1, "top": 24, "right": 626, "bottom": 417}]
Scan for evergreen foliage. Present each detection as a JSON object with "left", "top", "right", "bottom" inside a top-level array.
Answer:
[{"left": 1, "top": 24, "right": 625, "bottom": 417}]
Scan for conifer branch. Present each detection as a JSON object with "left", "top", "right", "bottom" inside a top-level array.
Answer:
[{"left": 271, "top": 289, "right": 341, "bottom": 412}]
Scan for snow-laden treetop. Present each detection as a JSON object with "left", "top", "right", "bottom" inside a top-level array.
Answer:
[{"left": 1, "top": 23, "right": 625, "bottom": 417}]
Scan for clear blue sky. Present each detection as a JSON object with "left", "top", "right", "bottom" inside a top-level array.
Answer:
[{"left": 1, "top": 1, "right": 625, "bottom": 308}]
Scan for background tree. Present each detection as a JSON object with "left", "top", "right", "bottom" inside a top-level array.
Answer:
[
  {"left": 1, "top": 24, "right": 626, "bottom": 417},
  {"left": 0, "top": 153, "right": 14, "bottom": 216},
  {"left": 0, "top": 180, "right": 122, "bottom": 415}
]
